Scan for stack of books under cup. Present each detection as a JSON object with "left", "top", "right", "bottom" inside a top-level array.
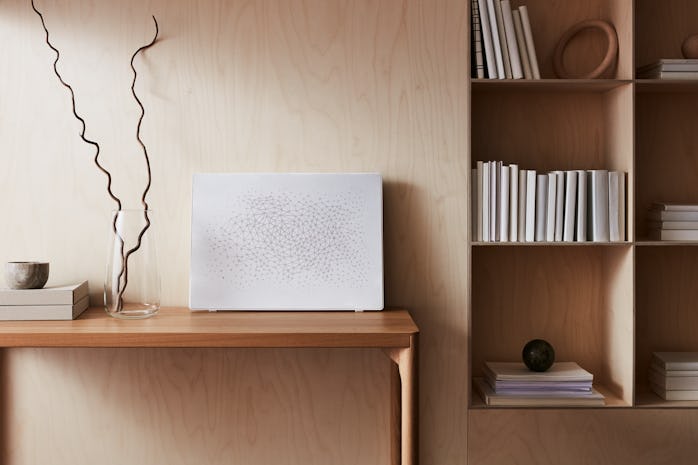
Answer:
[
  {"left": 637, "top": 59, "right": 698, "bottom": 79},
  {"left": 647, "top": 203, "right": 698, "bottom": 241},
  {"left": 473, "top": 361, "right": 605, "bottom": 407},
  {"left": 0, "top": 281, "right": 89, "bottom": 320},
  {"left": 650, "top": 352, "right": 698, "bottom": 401}
]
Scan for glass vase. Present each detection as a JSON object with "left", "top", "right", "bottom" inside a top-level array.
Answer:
[{"left": 104, "top": 209, "right": 160, "bottom": 319}]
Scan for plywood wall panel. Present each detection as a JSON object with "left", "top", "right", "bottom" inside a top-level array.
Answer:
[{"left": 0, "top": 0, "right": 469, "bottom": 464}]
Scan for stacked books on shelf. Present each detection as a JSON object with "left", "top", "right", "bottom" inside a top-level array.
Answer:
[
  {"left": 474, "top": 361, "right": 605, "bottom": 406},
  {"left": 647, "top": 203, "right": 698, "bottom": 241},
  {"left": 650, "top": 352, "right": 698, "bottom": 401},
  {"left": 0, "top": 281, "right": 89, "bottom": 320},
  {"left": 471, "top": 0, "right": 540, "bottom": 79},
  {"left": 472, "top": 161, "right": 626, "bottom": 242},
  {"left": 637, "top": 59, "right": 698, "bottom": 79}
]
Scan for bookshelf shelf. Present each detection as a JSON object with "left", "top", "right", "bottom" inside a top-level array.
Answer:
[
  {"left": 471, "top": 242, "right": 631, "bottom": 247},
  {"left": 635, "top": 80, "right": 698, "bottom": 93},
  {"left": 471, "top": 79, "right": 631, "bottom": 93}
]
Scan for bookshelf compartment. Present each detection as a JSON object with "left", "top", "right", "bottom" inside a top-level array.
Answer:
[
  {"left": 635, "top": 92, "right": 698, "bottom": 240},
  {"left": 471, "top": 84, "right": 633, "bottom": 174},
  {"left": 635, "top": 246, "right": 698, "bottom": 407},
  {"left": 636, "top": 0, "right": 698, "bottom": 72},
  {"left": 470, "top": 245, "right": 633, "bottom": 407}
]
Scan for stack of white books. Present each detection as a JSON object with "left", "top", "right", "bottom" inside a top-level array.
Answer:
[
  {"left": 474, "top": 361, "right": 605, "bottom": 406},
  {"left": 0, "top": 281, "right": 89, "bottom": 320},
  {"left": 637, "top": 59, "right": 698, "bottom": 79},
  {"left": 472, "top": 161, "right": 626, "bottom": 243},
  {"left": 471, "top": 0, "right": 540, "bottom": 79},
  {"left": 648, "top": 203, "right": 698, "bottom": 241},
  {"left": 650, "top": 352, "right": 698, "bottom": 401}
]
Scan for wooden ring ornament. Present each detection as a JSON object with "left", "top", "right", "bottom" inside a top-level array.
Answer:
[{"left": 553, "top": 19, "right": 618, "bottom": 79}]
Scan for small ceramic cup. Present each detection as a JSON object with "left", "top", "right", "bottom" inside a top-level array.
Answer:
[{"left": 4, "top": 262, "right": 49, "bottom": 289}]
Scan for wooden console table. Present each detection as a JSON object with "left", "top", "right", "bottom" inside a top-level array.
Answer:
[{"left": 0, "top": 307, "right": 419, "bottom": 465}]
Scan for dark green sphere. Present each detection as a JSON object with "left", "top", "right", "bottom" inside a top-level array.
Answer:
[{"left": 522, "top": 339, "right": 555, "bottom": 372}]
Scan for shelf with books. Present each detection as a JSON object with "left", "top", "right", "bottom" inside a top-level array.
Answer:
[
  {"left": 470, "top": 246, "right": 634, "bottom": 408},
  {"left": 471, "top": 382, "right": 629, "bottom": 409},
  {"left": 471, "top": 242, "right": 630, "bottom": 247}
]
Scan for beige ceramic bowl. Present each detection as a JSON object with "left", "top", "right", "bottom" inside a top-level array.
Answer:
[{"left": 4, "top": 262, "right": 49, "bottom": 289}]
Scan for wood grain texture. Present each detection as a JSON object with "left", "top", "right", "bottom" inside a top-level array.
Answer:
[
  {"left": 636, "top": 0, "right": 698, "bottom": 69},
  {"left": 0, "top": 307, "right": 417, "bottom": 348},
  {"left": 471, "top": 246, "right": 634, "bottom": 404},
  {"left": 4, "top": 347, "right": 389, "bottom": 465},
  {"left": 0, "top": 0, "right": 469, "bottom": 463},
  {"left": 468, "top": 409, "right": 698, "bottom": 465},
  {"left": 635, "top": 92, "right": 698, "bottom": 239}
]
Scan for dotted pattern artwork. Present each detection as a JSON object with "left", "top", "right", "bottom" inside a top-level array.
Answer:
[{"left": 203, "top": 189, "right": 370, "bottom": 291}]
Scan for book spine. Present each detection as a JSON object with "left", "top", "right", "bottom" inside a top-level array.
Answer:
[
  {"left": 545, "top": 172, "right": 557, "bottom": 241},
  {"left": 512, "top": 9, "right": 532, "bottom": 79},
  {"left": 501, "top": 0, "right": 523, "bottom": 79},
  {"left": 563, "top": 171, "right": 578, "bottom": 242},
  {"left": 471, "top": 0, "right": 485, "bottom": 78},
  {"left": 472, "top": 168, "right": 478, "bottom": 239},
  {"left": 509, "top": 164, "right": 519, "bottom": 241},
  {"left": 649, "top": 229, "right": 698, "bottom": 241},
  {"left": 493, "top": 0, "right": 512, "bottom": 79},
  {"left": 588, "top": 170, "right": 610, "bottom": 242},
  {"left": 608, "top": 171, "right": 621, "bottom": 241},
  {"left": 576, "top": 170, "right": 587, "bottom": 241},
  {"left": 518, "top": 169, "right": 527, "bottom": 242},
  {"left": 493, "top": 161, "right": 500, "bottom": 241},
  {"left": 519, "top": 6, "right": 541, "bottom": 79},
  {"left": 476, "top": 161, "right": 484, "bottom": 241},
  {"left": 500, "top": 165, "right": 510, "bottom": 241},
  {"left": 477, "top": 0, "right": 498, "bottom": 78},
  {"left": 554, "top": 171, "right": 565, "bottom": 242},
  {"left": 482, "top": 161, "right": 490, "bottom": 242},
  {"left": 535, "top": 173, "right": 548, "bottom": 241},
  {"left": 486, "top": 0, "right": 505, "bottom": 79},
  {"left": 525, "top": 170, "right": 536, "bottom": 242}
]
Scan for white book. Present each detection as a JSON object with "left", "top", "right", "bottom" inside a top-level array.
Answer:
[
  {"left": 650, "top": 363, "right": 698, "bottom": 377},
  {"left": 649, "top": 367, "right": 698, "bottom": 390},
  {"left": 519, "top": 6, "right": 541, "bottom": 79},
  {"left": 587, "top": 170, "right": 610, "bottom": 242},
  {"left": 649, "top": 229, "right": 698, "bottom": 241},
  {"left": 493, "top": 0, "right": 512, "bottom": 79},
  {"left": 525, "top": 170, "right": 537, "bottom": 242},
  {"left": 482, "top": 161, "right": 491, "bottom": 241},
  {"left": 477, "top": 0, "right": 498, "bottom": 78},
  {"left": 545, "top": 172, "right": 557, "bottom": 241},
  {"left": 576, "top": 170, "right": 587, "bottom": 241},
  {"left": 509, "top": 164, "right": 519, "bottom": 241},
  {"left": 490, "top": 161, "right": 502, "bottom": 242},
  {"left": 486, "top": 0, "right": 505, "bottom": 79},
  {"left": 472, "top": 168, "right": 478, "bottom": 240},
  {"left": 608, "top": 171, "right": 625, "bottom": 241},
  {"left": 650, "top": 384, "right": 698, "bottom": 401},
  {"left": 512, "top": 9, "right": 532, "bottom": 79},
  {"left": 0, "top": 281, "right": 89, "bottom": 306},
  {"left": 476, "top": 161, "right": 484, "bottom": 241},
  {"left": 554, "top": 171, "right": 565, "bottom": 241},
  {"left": 484, "top": 361, "right": 594, "bottom": 382},
  {"left": 500, "top": 165, "right": 510, "bottom": 241},
  {"left": 501, "top": 0, "right": 523, "bottom": 79},
  {"left": 518, "top": 169, "right": 527, "bottom": 242},
  {"left": 647, "top": 210, "right": 698, "bottom": 221},
  {"left": 563, "top": 171, "right": 578, "bottom": 242},
  {"left": 535, "top": 174, "right": 548, "bottom": 241},
  {"left": 0, "top": 295, "right": 89, "bottom": 321},
  {"left": 653, "top": 352, "right": 698, "bottom": 371},
  {"left": 647, "top": 220, "right": 698, "bottom": 230},
  {"left": 652, "top": 202, "right": 698, "bottom": 211}
]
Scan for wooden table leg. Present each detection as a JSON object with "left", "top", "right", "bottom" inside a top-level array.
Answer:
[{"left": 384, "top": 334, "right": 418, "bottom": 465}]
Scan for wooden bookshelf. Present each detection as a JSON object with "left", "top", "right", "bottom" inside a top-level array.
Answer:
[{"left": 469, "top": 0, "right": 698, "bottom": 423}]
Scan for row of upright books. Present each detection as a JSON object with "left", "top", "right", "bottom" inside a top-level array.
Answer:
[
  {"left": 471, "top": 0, "right": 540, "bottom": 79},
  {"left": 650, "top": 352, "right": 698, "bottom": 401},
  {"left": 474, "top": 361, "right": 605, "bottom": 407},
  {"left": 637, "top": 59, "right": 698, "bottom": 80},
  {"left": 472, "top": 161, "right": 626, "bottom": 242},
  {"left": 647, "top": 203, "right": 698, "bottom": 241}
]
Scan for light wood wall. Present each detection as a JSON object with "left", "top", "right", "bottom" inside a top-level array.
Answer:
[{"left": 0, "top": 0, "right": 469, "bottom": 464}]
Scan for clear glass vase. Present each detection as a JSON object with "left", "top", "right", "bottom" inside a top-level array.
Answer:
[{"left": 104, "top": 209, "right": 160, "bottom": 319}]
